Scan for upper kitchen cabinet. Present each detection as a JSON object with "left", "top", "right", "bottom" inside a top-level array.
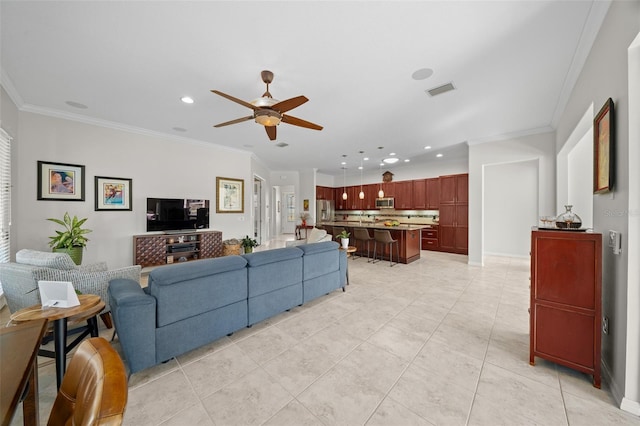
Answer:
[
  {"left": 426, "top": 178, "right": 440, "bottom": 210},
  {"left": 440, "top": 174, "right": 468, "bottom": 203},
  {"left": 394, "top": 180, "right": 413, "bottom": 210},
  {"left": 363, "top": 184, "right": 379, "bottom": 209},
  {"left": 412, "top": 179, "right": 426, "bottom": 209},
  {"left": 316, "top": 186, "right": 334, "bottom": 200}
]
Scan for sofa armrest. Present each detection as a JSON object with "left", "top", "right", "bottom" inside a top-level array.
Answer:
[{"left": 108, "top": 278, "right": 157, "bottom": 374}]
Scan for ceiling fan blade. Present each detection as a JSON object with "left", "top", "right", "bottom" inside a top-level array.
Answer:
[
  {"left": 213, "top": 116, "right": 253, "bottom": 128},
  {"left": 265, "top": 125, "right": 277, "bottom": 141},
  {"left": 271, "top": 96, "right": 308, "bottom": 114},
  {"left": 211, "top": 90, "right": 258, "bottom": 110},
  {"left": 281, "top": 114, "right": 323, "bottom": 131}
]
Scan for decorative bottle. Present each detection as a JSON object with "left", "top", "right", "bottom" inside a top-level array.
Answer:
[{"left": 555, "top": 205, "right": 582, "bottom": 229}]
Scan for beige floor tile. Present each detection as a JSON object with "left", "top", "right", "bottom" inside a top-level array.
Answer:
[
  {"left": 475, "top": 363, "right": 567, "bottom": 425},
  {"left": 388, "top": 362, "right": 475, "bottom": 425},
  {"left": 159, "top": 402, "right": 215, "bottom": 426},
  {"left": 201, "top": 368, "right": 293, "bottom": 425},
  {"left": 125, "top": 369, "right": 200, "bottom": 425},
  {"left": 263, "top": 400, "right": 324, "bottom": 426},
  {"left": 182, "top": 343, "right": 259, "bottom": 398},
  {"left": 366, "top": 397, "right": 435, "bottom": 426},
  {"left": 563, "top": 392, "right": 640, "bottom": 426},
  {"left": 412, "top": 340, "right": 483, "bottom": 392},
  {"left": 235, "top": 325, "right": 300, "bottom": 365}
]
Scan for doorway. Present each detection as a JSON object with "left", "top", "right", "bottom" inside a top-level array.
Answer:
[{"left": 253, "top": 176, "right": 263, "bottom": 244}]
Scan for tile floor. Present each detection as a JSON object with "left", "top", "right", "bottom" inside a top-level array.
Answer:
[{"left": 4, "top": 235, "right": 640, "bottom": 425}]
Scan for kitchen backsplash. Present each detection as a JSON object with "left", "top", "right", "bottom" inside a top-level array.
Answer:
[{"left": 327, "top": 209, "right": 439, "bottom": 225}]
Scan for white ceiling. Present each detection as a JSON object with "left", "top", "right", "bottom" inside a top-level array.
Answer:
[{"left": 1, "top": 1, "right": 609, "bottom": 176}]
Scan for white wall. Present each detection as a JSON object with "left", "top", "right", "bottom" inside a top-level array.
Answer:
[
  {"left": 484, "top": 159, "right": 538, "bottom": 257},
  {"left": 14, "top": 111, "right": 254, "bottom": 268},
  {"left": 553, "top": 0, "right": 640, "bottom": 410},
  {"left": 567, "top": 130, "right": 594, "bottom": 229},
  {"left": 468, "top": 132, "right": 556, "bottom": 265}
]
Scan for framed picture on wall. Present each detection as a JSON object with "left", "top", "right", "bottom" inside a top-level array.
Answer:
[
  {"left": 37, "top": 160, "right": 85, "bottom": 201},
  {"left": 95, "top": 176, "right": 132, "bottom": 211},
  {"left": 594, "top": 97, "right": 615, "bottom": 194},
  {"left": 216, "top": 177, "right": 244, "bottom": 213}
]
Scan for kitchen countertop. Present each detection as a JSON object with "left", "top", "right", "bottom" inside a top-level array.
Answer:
[{"left": 319, "top": 221, "right": 433, "bottom": 231}]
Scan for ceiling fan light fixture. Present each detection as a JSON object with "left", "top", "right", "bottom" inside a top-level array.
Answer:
[{"left": 255, "top": 110, "right": 282, "bottom": 126}]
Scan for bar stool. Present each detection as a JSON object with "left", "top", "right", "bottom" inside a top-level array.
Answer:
[
  {"left": 353, "top": 228, "right": 374, "bottom": 262},
  {"left": 373, "top": 229, "right": 399, "bottom": 267}
]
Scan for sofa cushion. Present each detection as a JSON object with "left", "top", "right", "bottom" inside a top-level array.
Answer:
[
  {"left": 243, "top": 247, "right": 303, "bottom": 297},
  {"left": 297, "top": 241, "right": 341, "bottom": 281},
  {"left": 16, "top": 249, "right": 77, "bottom": 270},
  {"left": 148, "top": 256, "right": 248, "bottom": 327}
]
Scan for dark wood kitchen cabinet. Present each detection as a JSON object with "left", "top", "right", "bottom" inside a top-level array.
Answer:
[
  {"left": 412, "top": 179, "right": 427, "bottom": 209},
  {"left": 438, "top": 174, "right": 468, "bottom": 254},
  {"left": 426, "top": 178, "right": 440, "bottom": 210},
  {"left": 529, "top": 229, "right": 602, "bottom": 388},
  {"left": 394, "top": 180, "right": 413, "bottom": 209}
]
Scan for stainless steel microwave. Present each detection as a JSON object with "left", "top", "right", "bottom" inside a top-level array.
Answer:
[{"left": 375, "top": 197, "right": 394, "bottom": 208}]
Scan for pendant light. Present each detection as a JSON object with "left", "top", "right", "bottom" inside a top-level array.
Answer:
[
  {"left": 342, "top": 166, "right": 347, "bottom": 200},
  {"left": 358, "top": 155, "right": 364, "bottom": 200},
  {"left": 378, "top": 161, "right": 384, "bottom": 198}
]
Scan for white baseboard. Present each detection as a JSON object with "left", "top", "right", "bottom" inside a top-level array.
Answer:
[{"left": 621, "top": 398, "right": 640, "bottom": 416}]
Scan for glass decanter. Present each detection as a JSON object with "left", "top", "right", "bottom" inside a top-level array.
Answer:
[{"left": 555, "top": 205, "right": 582, "bottom": 229}]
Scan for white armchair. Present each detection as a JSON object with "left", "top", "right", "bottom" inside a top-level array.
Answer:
[
  {"left": 0, "top": 249, "right": 140, "bottom": 328},
  {"left": 285, "top": 227, "right": 333, "bottom": 247}
]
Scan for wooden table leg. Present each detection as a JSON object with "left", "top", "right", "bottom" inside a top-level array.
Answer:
[
  {"left": 22, "top": 358, "right": 40, "bottom": 426},
  {"left": 53, "top": 318, "right": 68, "bottom": 390}
]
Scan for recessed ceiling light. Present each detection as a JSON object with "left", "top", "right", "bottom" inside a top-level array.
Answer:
[
  {"left": 65, "top": 101, "right": 88, "bottom": 109},
  {"left": 424, "top": 146, "right": 432, "bottom": 150},
  {"left": 383, "top": 158, "right": 399, "bottom": 164},
  {"left": 181, "top": 96, "right": 194, "bottom": 104},
  {"left": 172, "top": 127, "right": 187, "bottom": 132},
  {"left": 412, "top": 68, "right": 434, "bottom": 80},
  {"left": 358, "top": 166, "right": 363, "bottom": 170},
  {"left": 389, "top": 152, "right": 396, "bottom": 156},
  {"left": 276, "top": 142, "right": 288, "bottom": 148},
  {"left": 341, "top": 161, "right": 346, "bottom": 165},
  {"left": 404, "top": 159, "right": 410, "bottom": 162},
  {"left": 436, "top": 153, "right": 443, "bottom": 158},
  {"left": 363, "top": 157, "right": 369, "bottom": 161}
]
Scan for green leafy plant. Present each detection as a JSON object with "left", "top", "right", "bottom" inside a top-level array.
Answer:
[
  {"left": 337, "top": 230, "right": 350, "bottom": 240},
  {"left": 47, "top": 212, "right": 92, "bottom": 249},
  {"left": 240, "top": 235, "right": 258, "bottom": 250}
]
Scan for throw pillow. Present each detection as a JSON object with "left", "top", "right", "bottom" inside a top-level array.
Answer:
[{"left": 307, "top": 228, "right": 327, "bottom": 243}]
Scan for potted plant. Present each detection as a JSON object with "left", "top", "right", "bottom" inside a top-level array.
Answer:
[
  {"left": 240, "top": 235, "right": 258, "bottom": 254},
  {"left": 47, "top": 212, "right": 92, "bottom": 265},
  {"left": 337, "top": 230, "right": 350, "bottom": 249},
  {"left": 299, "top": 212, "right": 310, "bottom": 227}
]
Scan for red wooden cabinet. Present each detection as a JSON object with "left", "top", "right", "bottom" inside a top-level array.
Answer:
[
  {"left": 529, "top": 229, "right": 602, "bottom": 388},
  {"left": 421, "top": 226, "right": 439, "bottom": 250},
  {"left": 426, "top": 178, "right": 440, "bottom": 210},
  {"left": 394, "top": 180, "right": 413, "bottom": 209},
  {"left": 412, "top": 179, "right": 426, "bottom": 209},
  {"left": 438, "top": 174, "right": 468, "bottom": 254}
]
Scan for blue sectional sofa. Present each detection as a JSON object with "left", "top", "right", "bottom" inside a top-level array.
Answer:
[{"left": 108, "top": 241, "right": 347, "bottom": 374}]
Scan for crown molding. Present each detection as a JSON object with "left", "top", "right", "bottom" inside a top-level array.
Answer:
[{"left": 467, "top": 126, "right": 554, "bottom": 146}]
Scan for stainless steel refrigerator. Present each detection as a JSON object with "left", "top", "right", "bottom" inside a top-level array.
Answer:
[{"left": 316, "top": 200, "right": 334, "bottom": 224}]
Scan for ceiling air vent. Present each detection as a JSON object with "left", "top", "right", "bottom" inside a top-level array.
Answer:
[
  {"left": 276, "top": 142, "right": 289, "bottom": 148},
  {"left": 426, "top": 82, "right": 456, "bottom": 97}
]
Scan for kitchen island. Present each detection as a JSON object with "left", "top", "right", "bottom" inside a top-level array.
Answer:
[{"left": 318, "top": 222, "right": 428, "bottom": 264}]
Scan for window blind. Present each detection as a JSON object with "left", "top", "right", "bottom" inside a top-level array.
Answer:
[{"left": 0, "top": 128, "right": 11, "bottom": 264}]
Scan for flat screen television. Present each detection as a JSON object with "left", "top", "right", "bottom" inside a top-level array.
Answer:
[{"left": 146, "top": 198, "right": 209, "bottom": 232}]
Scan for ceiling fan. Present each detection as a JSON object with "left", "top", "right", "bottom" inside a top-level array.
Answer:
[{"left": 211, "top": 70, "right": 323, "bottom": 141}]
